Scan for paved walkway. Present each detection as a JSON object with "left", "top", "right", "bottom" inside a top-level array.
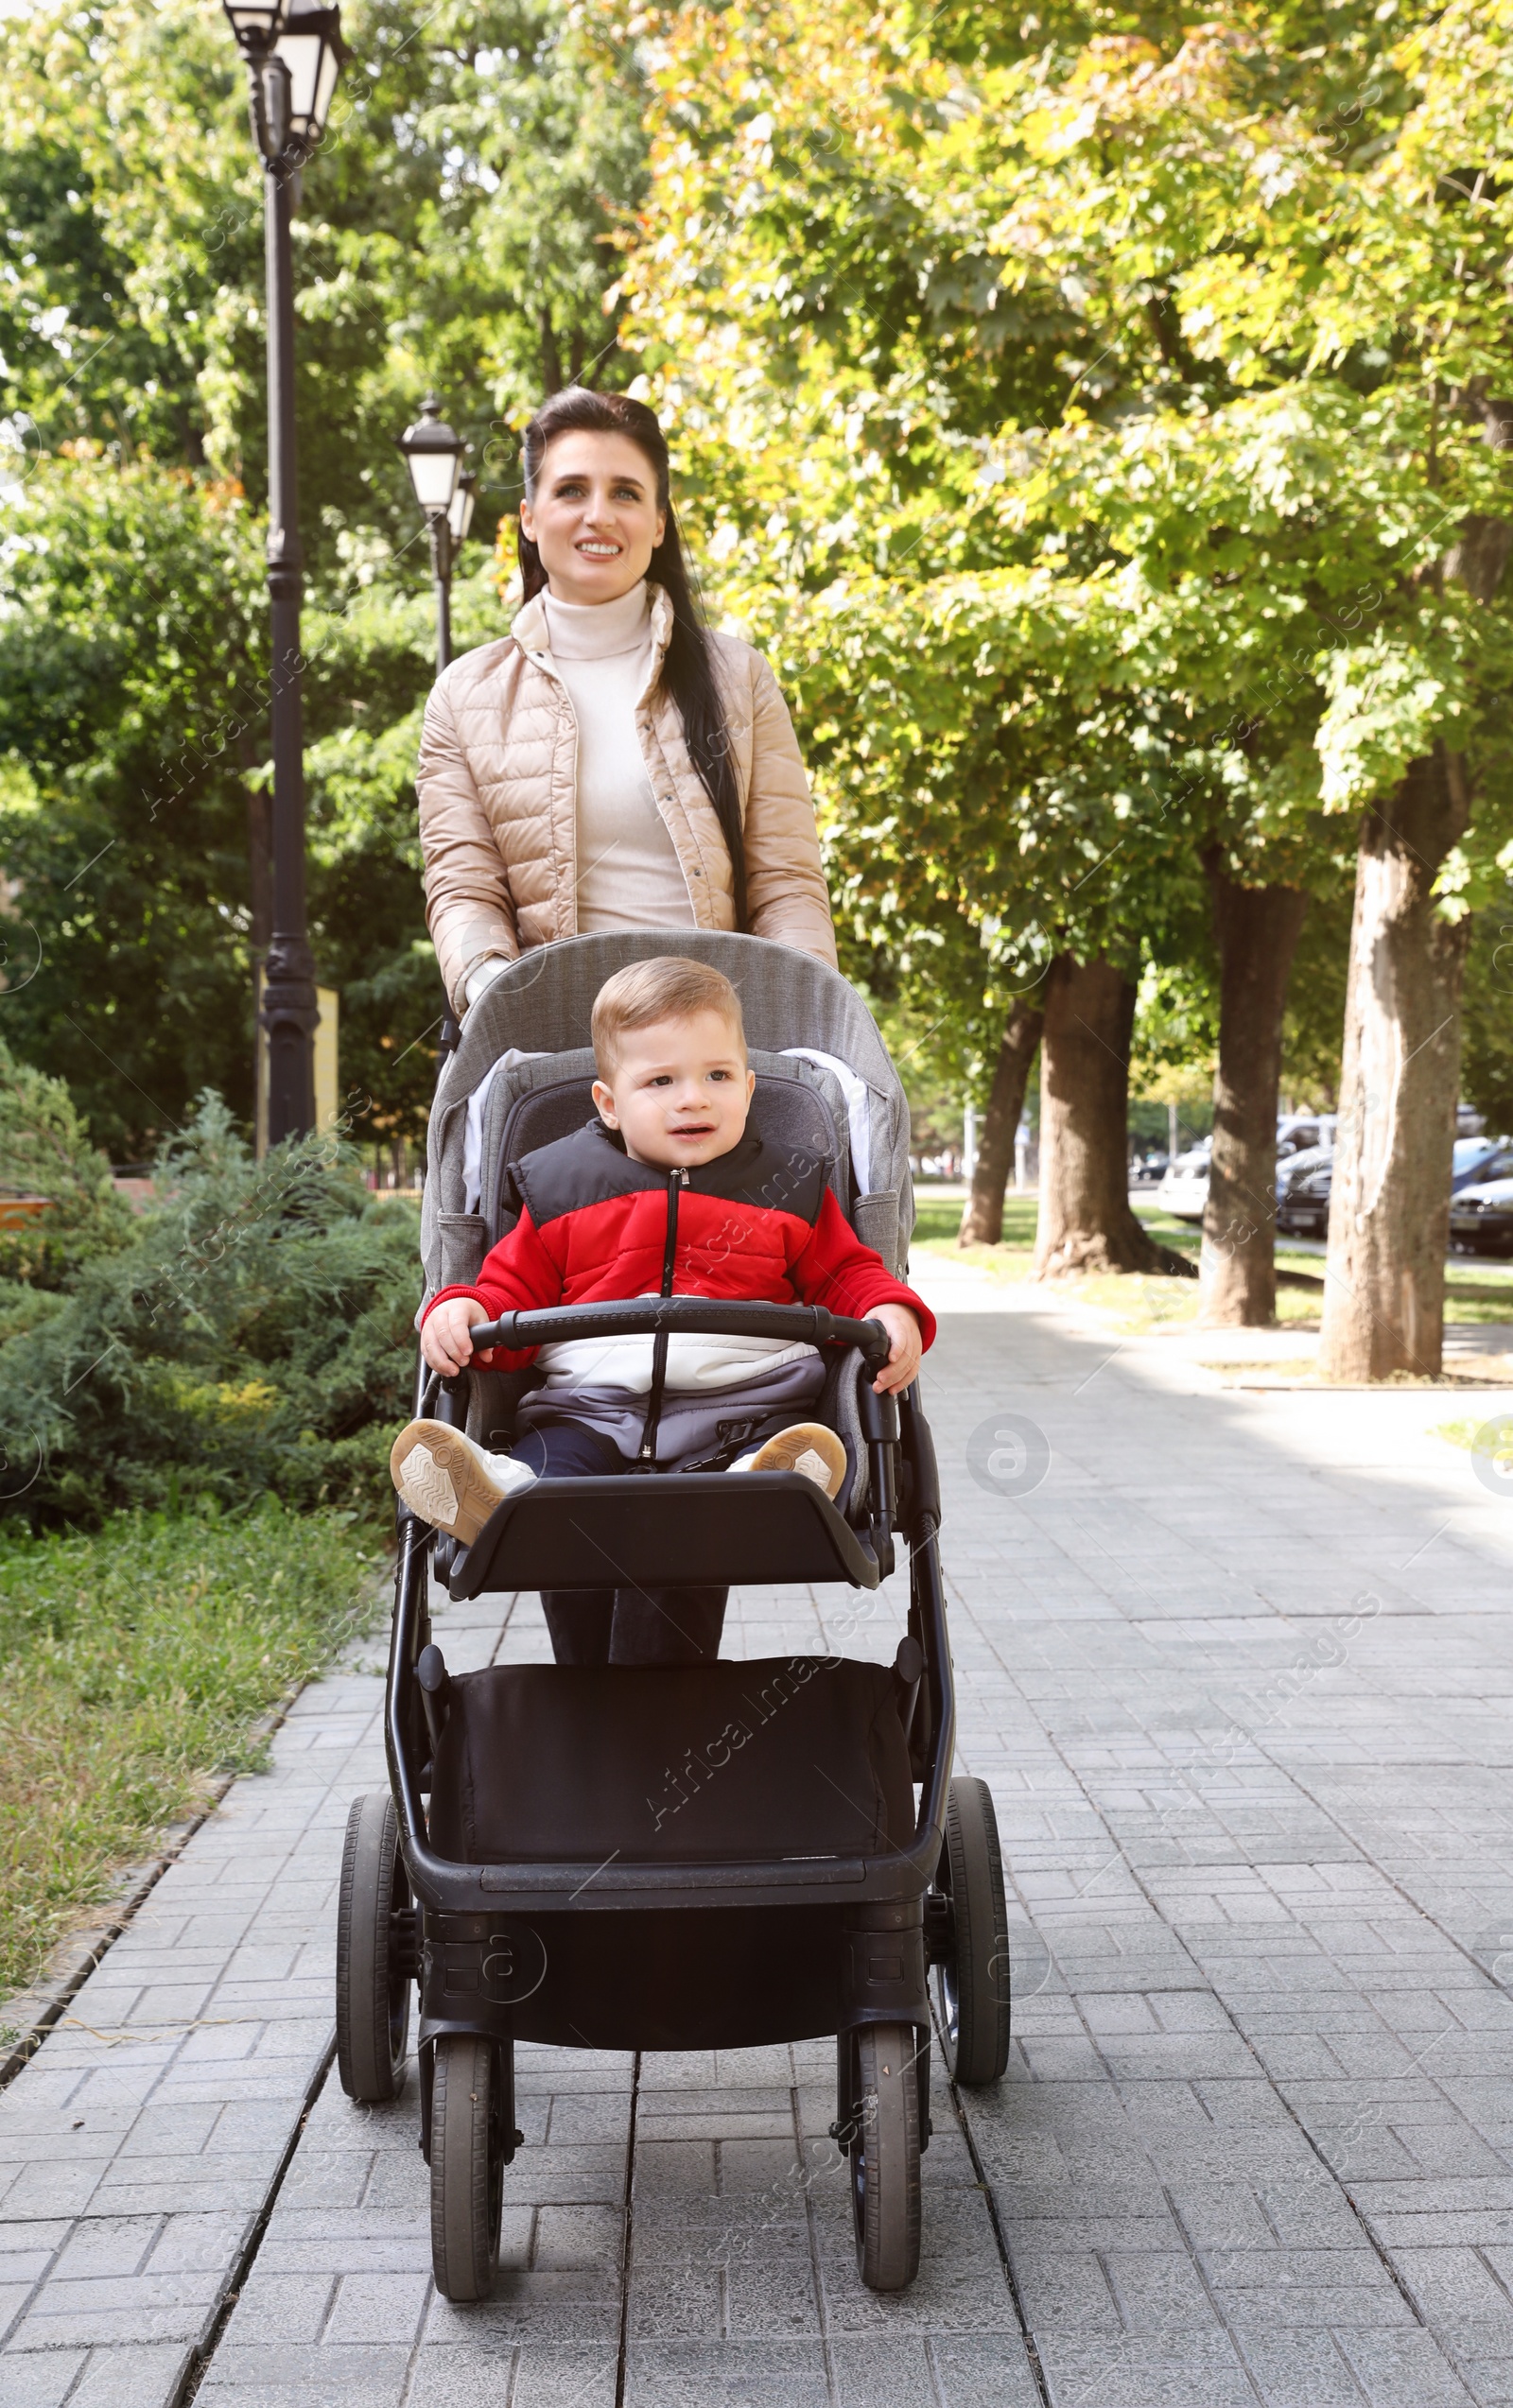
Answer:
[{"left": 6, "top": 1270, "right": 1513, "bottom": 2406}]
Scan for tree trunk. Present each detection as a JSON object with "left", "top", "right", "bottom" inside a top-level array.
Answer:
[
  {"left": 1198, "top": 862, "right": 1308, "bottom": 1327},
  {"left": 1315, "top": 394, "right": 1511, "bottom": 1378},
  {"left": 539, "top": 306, "right": 564, "bottom": 398},
  {"left": 1033, "top": 953, "right": 1188, "bottom": 1276},
  {"left": 958, "top": 999, "right": 1043, "bottom": 1244},
  {"left": 1317, "top": 747, "right": 1470, "bottom": 1379}
]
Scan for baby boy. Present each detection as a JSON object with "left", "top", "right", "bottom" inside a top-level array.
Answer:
[{"left": 391, "top": 954, "right": 933, "bottom": 1554}]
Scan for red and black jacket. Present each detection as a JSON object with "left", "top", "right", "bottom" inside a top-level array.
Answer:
[{"left": 425, "top": 1117, "right": 934, "bottom": 1372}]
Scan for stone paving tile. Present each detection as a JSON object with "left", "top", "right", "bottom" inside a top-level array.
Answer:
[
  {"left": 0, "top": 1583, "right": 435, "bottom": 2408},
  {"left": 13, "top": 1294, "right": 1513, "bottom": 2399}
]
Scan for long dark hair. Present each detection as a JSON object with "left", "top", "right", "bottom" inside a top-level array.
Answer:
[{"left": 517, "top": 387, "right": 747, "bottom": 931}]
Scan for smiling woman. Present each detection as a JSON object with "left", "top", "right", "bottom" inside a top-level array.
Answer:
[{"left": 415, "top": 388, "right": 837, "bottom": 1014}]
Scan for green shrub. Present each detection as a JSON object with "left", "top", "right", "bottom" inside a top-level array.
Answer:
[
  {"left": 0, "top": 1037, "right": 134, "bottom": 1289},
  {"left": 0, "top": 1096, "right": 424, "bottom": 1528},
  {"left": 0, "top": 1499, "right": 380, "bottom": 2000}
]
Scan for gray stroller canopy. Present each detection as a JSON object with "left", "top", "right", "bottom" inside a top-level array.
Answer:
[{"left": 420, "top": 931, "right": 915, "bottom": 1303}]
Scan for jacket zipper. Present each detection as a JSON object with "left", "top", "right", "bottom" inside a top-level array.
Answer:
[{"left": 638, "top": 1168, "right": 687, "bottom": 1464}]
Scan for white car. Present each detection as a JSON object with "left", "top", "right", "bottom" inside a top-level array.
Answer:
[{"left": 1156, "top": 1146, "right": 1211, "bottom": 1222}]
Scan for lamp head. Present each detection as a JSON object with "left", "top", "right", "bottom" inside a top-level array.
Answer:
[
  {"left": 274, "top": 0, "right": 345, "bottom": 147},
  {"left": 447, "top": 471, "right": 478, "bottom": 546},
  {"left": 222, "top": 0, "right": 285, "bottom": 48},
  {"left": 398, "top": 396, "right": 466, "bottom": 516}
]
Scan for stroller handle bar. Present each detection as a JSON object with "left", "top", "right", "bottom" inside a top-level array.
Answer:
[{"left": 466, "top": 1296, "right": 893, "bottom": 1371}]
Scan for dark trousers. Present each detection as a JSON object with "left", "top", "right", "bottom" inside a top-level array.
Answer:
[{"left": 512, "top": 1419, "right": 728, "bottom": 1669}]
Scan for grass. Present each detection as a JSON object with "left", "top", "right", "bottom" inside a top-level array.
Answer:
[
  {"left": 910, "top": 1192, "right": 1038, "bottom": 1280},
  {"left": 0, "top": 1500, "right": 383, "bottom": 2008},
  {"left": 1435, "top": 1413, "right": 1513, "bottom": 1456}
]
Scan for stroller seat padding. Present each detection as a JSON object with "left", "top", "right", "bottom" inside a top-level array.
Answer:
[{"left": 428, "top": 1657, "right": 914, "bottom": 1867}]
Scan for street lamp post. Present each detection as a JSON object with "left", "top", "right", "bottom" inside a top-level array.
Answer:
[
  {"left": 398, "top": 398, "right": 473, "bottom": 673},
  {"left": 222, "top": 0, "right": 343, "bottom": 1145}
]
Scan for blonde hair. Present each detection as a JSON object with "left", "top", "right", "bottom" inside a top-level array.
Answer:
[{"left": 591, "top": 956, "right": 746, "bottom": 1077}]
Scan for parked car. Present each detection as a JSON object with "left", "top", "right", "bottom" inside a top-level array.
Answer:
[
  {"left": 1276, "top": 1159, "right": 1332, "bottom": 1237},
  {"left": 1277, "top": 1113, "right": 1336, "bottom": 1160},
  {"left": 1156, "top": 1115, "right": 1343, "bottom": 1225},
  {"left": 1277, "top": 1136, "right": 1513, "bottom": 1246},
  {"left": 1129, "top": 1149, "right": 1171, "bottom": 1186},
  {"left": 1452, "top": 1136, "right": 1510, "bottom": 1194},
  {"left": 1276, "top": 1141, "right": 1332, "bottom": 1198},
  {"left": 1156, "top": 1143, "right": 1211, "bottom": 1221},
  {"left": 1450, "top": 1146, "right": 1513, "bottom": 1254}
]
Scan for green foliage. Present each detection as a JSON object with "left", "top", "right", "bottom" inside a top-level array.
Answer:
[
  {"left": 1459, "top": 903, "right": 1513, "bottom": 1137},
  {"left": 0, "top": 452, "right": 268, "bottom": 1152},
  {"left": 0, "top": 1097, "right": 423, "bottom": 1528},
  {"left": 622, "top": 0, "right": 1513, "bottom": 1068},
  {"left": 0, "top": 0, "right": 648, "bottom": 1152},
  {"left": 1279, "top": 888, "right": 1353, "bottom": 1108},
  {"left": 0, "top": 450, "right": 496, "bottom": 1153},
  {"left": 0, "top": 1499, "right": 378, "bottom": 1997},
  {"left": 0, "top": 0, "right": 647, "bottom": 562},
  {"left": 0, "top": 1037, "right": 134, "bottom": 1286}
]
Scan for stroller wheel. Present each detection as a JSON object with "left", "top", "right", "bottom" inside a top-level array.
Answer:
[
  {"left": 934, "top": 1776, "right": 1011, "bottom": 2087},
  {"left": 335, "top": 1792, "right": 412, "bottom": 2103},
  {"left": 843, "top": 2022, "right": 922, "bottom": 2292},
  {"left": 429, "top": 2034, "right": 507, "bottom": 2301}
]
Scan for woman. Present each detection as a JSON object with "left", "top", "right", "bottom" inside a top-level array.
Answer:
[{"left": 417, "top": 386, "right": 836, "bottom": 1015}]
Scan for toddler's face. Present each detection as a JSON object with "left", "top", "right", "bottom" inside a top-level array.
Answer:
[{"left": 593, "top": 1011, "right": 756, "bottom": 1169}]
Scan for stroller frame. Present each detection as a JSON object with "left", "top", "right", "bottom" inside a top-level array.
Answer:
[{"left": 336, "top": 937, "right": 1010, "bottom": 2298}]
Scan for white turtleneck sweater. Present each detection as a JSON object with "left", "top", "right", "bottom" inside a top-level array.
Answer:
[{"left": 543, "top": 580, "right": 697, "bottom": 938}]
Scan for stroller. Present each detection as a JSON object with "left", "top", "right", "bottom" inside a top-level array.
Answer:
[{"left": 333, "top": 931, "right": 1010, "bottom": 2296}]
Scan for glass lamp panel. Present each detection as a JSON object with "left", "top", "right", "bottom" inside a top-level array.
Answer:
[
  {"left": 224, "top": 0, "right": 284, "bottom": 36},
  {"left": 407, "top": 446, "right": 461, "bottom": 511},
  {"left": 448, "top": 478, "right": 478, "bottom": 543},
  {"left": 275, "top": 2, "right": 341, "bottom": 136},
  {"left": 275, "top": 26, "right": 324, "bottom": 127},
  {"left": 311, "top": 41, "right": 340, "bottom": 130}
]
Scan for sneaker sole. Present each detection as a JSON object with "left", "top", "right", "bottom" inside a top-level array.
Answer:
[
  {"left": 745, "top": 1424, "right": 847, "bottom": 1499},
  {"left": 391, "top": 1425, "right": 505, "bottom": 1546}
]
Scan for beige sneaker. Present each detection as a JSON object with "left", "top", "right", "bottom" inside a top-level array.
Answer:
[
  {"left": 390, "top": 1419, "right": 534, "bottom": 1543},
  {"left": 734, "top": 1423, "right": 847, "bottom": 1499}
]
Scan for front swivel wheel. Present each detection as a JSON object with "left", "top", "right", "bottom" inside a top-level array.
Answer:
[
  {"left": 842, "top": 2021, "right": 922, "bottom": 2292},
  {"left": 429, "top": 2034, "right": 510, "bottom": 2301}
]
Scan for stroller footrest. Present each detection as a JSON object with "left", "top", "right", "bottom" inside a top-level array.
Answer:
[{"left": 447, "top": 1471, "right": 881, "bottom": 1597}]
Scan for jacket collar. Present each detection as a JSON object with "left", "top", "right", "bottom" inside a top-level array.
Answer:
[
  {"left": 512, "top": 580, "right": 675, "bottom": 667},
  {"left": 578, "top": 1115, "right": 770, "bottom": 1192}
]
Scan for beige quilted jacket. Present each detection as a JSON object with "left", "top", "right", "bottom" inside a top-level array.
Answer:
[{"left": 417, "top": 583, "right": 837, "bottom": 1010}]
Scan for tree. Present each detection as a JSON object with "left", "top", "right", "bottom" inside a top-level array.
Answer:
[
  {"left": 1013, "top": 3, "right": 1513, "bottom": 1366},
  {"left": 0, "top": 453, "right": 268, "bottom": 1155},
  {"left": 958, "top": 997, "right": 1043, "bottom": 1245},
  {"left": 0, "top": 0, "right": 650, "bottom": 1151},
  {"left": 0, "top": 0, "right": 648, "bottom": 563},
  {"left": 1034, "top": 953, "right": 1186, "bottom": 1275},
  {"left": 1323, "top": 754, "right": 1471, "bottom": 1377},
  {"left": 1199, "top": 863, "right": 1308, "bottom": 1324},
  {"left": 616, "top": 2, "right": 1330, "bottom": 1279},
  {"left": 0, "top": 450, "right": 484, "bottom": 1155},
  {"left": 622, "top": 0, "right": 1513, "bottom": 1349}
]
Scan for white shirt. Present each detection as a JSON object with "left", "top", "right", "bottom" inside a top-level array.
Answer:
[{"left": 543, "top": 580, "right": 697, "bottom": 937}]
